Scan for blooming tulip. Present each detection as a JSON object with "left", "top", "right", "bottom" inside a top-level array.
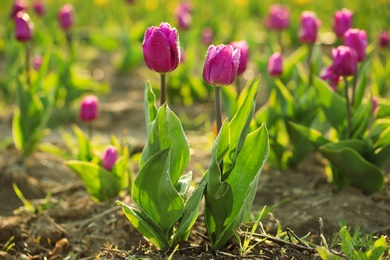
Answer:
[
  {"left": 267, "top": 52, "right": 283, "bottom": 77},
  {"left": 33, "top": 1, "right": 45, "bottom": 17},
  {"left": 15, "top": 11, "right": 34, "bottom": 42},
  {"left": 33, "top": 54, "right": 43, "bottom": 71},
  {"left": 320, "top": 65, "right": 340, "bottom": 90},
  {"left": 332, "top": 46, "right": 358, "bottom": 77},
  {"left": 344, "top": 28, "right": 367, "bottom": 62},
  {"left": 142, "top": 22, "right": 180, "bottom": 73},
  {"left": 102, "top": 146, "right": 118, "bottom": 171},
  {"left": 333, "top": 9, "right": 353, "bottom": 38},
  {"left": 298, "top": 11, "right": 321, "bottom": 44},
  {"left": 202, "top": 27, "right": 213, "bottom": 46},
  {"left": 379, "top": 31, "right": 389, "bottom": 48},
  {"left": 80, "top": 95, "right": 99, "bottom": 122},
  {"left": 264, "top": 4, "right": 290, "bottom": 31},
  {"left": 203, "top": 44, "right": 241, "bottom": 87},
  {"left": 230, "top": 40, "right": 249, "bottom": 75},
  {"left": 10, "top": 0, "right": 27, "bottom": 18},
  {"left": 58, "top": 4, "right": 74, "bottom": 31}
]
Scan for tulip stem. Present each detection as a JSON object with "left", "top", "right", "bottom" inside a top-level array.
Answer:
[
  {"left": 88, "top": 122, "right": 93, "bottom": 141},
  {"left": 65, "top": 31, "right": 73, "bottom": 61},
  {"left": 351, "top": 72, "right": 358, "bottom": 108},
  {"left": 344, "top": 78, "right": 352, "bottom": 139},
  {"left": 160, "top": 73, "right": 167, "bottom": 106},
  {"left": 307, "top": 43, "right": 314, "bottom": 86},
  {"left": 25, "top": 43, "right": 31, "bottom": 88},
  {"left": 215, "top": 87, "right": 222, "bottom": 135},
  {"left": 277, "top": 31, "right": 284, "bottom": 54}
]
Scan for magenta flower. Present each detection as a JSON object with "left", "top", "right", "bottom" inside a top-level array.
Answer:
[
  {"left": 267, "top": 52, "right": 283, "bottom": 77},
  {"left": 372, "top": 96, "right": 378, "bottom": 114},
  {"left": 142, "top": 22, "right": 180, "bottom": 73},
  {"left": 177, "top": 10, "right": 191, "bottom": 31},
  {"left": 202, "top": 27, "right": 213, "bottom": 46},
  {"left": 379, "top": 31, "right": 389, "bottom": 48},
  {"left": 58, "top": 4, "right": 74, "bottom": 31},
  {"left": 33, "top": 54, "right": 43, "bottom": 71},
  {"left": 80, "top": 95, "right": 99, "bottom": 122},
  {"left": 320, "top": 65, "right": 341, "bottom": 90},
  {"left": 332, "top": 46, "right": 358, "bottom": 77},
  {"left": 14, "top": 11, "right": 34, "bottom": 42},
  {"left": 333, "top": 9, "right": 353, "bottom": 38},
  {"left": 230, "top": 40, "right": 249, "bottom": 75},
  {"left": 264, "top": 4, "right": 290, "bottom": 31},
  {"left": 33, "top": 1, "right": 45, "bottom": 17},
  {"left": 102, "top": 146, "right": 118, "bottom": 171},
  {"left": 203, "top": 44, "right": 241, "bottom": 87},
  {"left": 344, "top": 28, "right": 367, "bottom": 62},
  {"left": 298, "top": 11, "right": 321, "bottom": 44},
  {"left": 10, "top": 0, "right": 27, "bottom": 18}
]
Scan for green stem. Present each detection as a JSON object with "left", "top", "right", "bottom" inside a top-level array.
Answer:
[
  {"left": 25, "top": 43, "right": 31, "bottom": 88},
  {"left": 215, "top": 86, "right": 222, "bottom": 135},
  {"left": 88, "top": 122, "right": 93, "bottom": 141},
  {"left": 344, "top": 78, "right": 352, "bottom": 139},
  {"left": 277, "top": 30, "right": 283, "bottom": 54},
  {"left": 351, "top": 72, "right": 358, "bottom": 108},
  {"left": 307, "top": 43, "right": 314, "bottom": 86},
  {"left": 160, "top": 73, "right": 167, "bottom": 106},
  {"left": 65, "top": 30, "right": 73, "bottom": 61}
]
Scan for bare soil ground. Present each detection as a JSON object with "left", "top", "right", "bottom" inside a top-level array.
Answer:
[{"left": 0, "top": 65, "right": 389, "bottom": 259}]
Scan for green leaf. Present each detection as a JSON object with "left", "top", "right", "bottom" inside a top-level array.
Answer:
[
  {"left": 133, "top": 149, "right": 184, "bottom": 232},
  {"left": 316, "top": 247, "right": 343, "bottom": 260},
  {"left": 281, "top": 45, "right": 308, "bottom": 82},
  {"left": 376, "top": 97, "right": 390, "bottom": 118},
  {"left": 112, "top": 146, "right": 129, "bottom": 190},
  {"left": 221, "top": 86, "right": 238, "bottom": 118},
  {"left": 373, "top": 144, "right": 390, "bottom": 168},
  {"left": 319, "top": 145, "right": 384, "bottom": 194},
  {"left": 353, "top": 61, "right": 370, "bottom": 109},
  {"left": 66, "top": 161, "right": 121, "bottom": 201},
  {"left": 289, "top": 122, "right": 329, "bottom": 148},
  {"left": 366, "top": 236, "right": 386, "bottom": 260},
  {"left": 175, "top": 171, "right": 193, "bottom": 200},
  {"left": 272, "top": 79, "right": 294, "bottom": 118},
  {"left": 72, "top": 124, "right": 92, "bottom": 162},
  {"left": 144, "top": 81, "right": 157, "bottom": 128},
  {"left": 340, "top": 226, "right": 355, "bottom": 257}
]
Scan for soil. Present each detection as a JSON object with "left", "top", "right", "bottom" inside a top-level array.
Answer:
[{"left": 0, "top": 63, "right": 389, "bottom": 260}]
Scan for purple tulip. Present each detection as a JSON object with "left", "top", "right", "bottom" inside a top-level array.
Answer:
[
  {"left": 58, "top": 4, "right": 74, "bottom": 31},
  {"left": 142, "top": 22, "right": 180, "bottom": 73},
  {"left": 33, "top": 1, "right": 45, "bottom": 17},
  {"left": 203, "top": 44, "right": 241, "bottom": 87},
  {"left": 379, "top": 31, "right": 389, "bottom": 48},
  {"left": 372, "top": 96, "right": 378, "bottom": 114},
  {"left": 333, "top": 9, "right": 353, "bottom": 38},
  {"left": 102, "top": 146, "right": 118, "bottom": 171},
  {"left": 202, "top": 27, "right": 213, "bottom": 46},
  {"left": 33, "top": 54, "right": 43, "bottom": 71},
  {"left": 230, "top": 40, "right": 249, "bottom": 75},
  {"left": 264, "top": 4, "right": 290, "bottom": 31},
  {"left": 332, "top": 46, "right": 358, "bottom": 77},
  {"left": 80, "top": 95, "right": 99, "bottom": 122},
  {"left": 10, "top": 0, "right": 27, "bottom": 18},
  {"left": 298, "top": 11, "right": 321, "bottom": 44},
  {"left": 177, "top": 10, "right": 191, "bottom": 31},
  {"left": 267, "top": 52, "right": 283, "bottom": 77},
  {"left": 344, "top": 28, "right": 367, "bottom": 63},
  {"left": 320, "top": 65, "right": 340, "bottom": 90},
  {"left": 14, "top": 11, "right": 34, "bottom": 42}
]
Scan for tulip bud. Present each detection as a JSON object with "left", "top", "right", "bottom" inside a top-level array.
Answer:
[
  {"left": 230, "top": 40, "right": 249, "bottom": 75},
  {"left": 332, "top": 46, "right": 358, "bottom": 77},
  {"left": 379, "top": 31, "right": 389, "bottom": 48},
  {"left": 177, "top": 10, "right": 191, "bottom": 31},
  {"left": 14, "top": 11, "right": 34, "bottom": 42},
  {"left": 333, "top": 9, "right": 353, "bottom": 38},
  {"left": 102, "top": 146, "right": 118, "bottom": 171},
  {"left": 33, "top": 54, "right": 43, "bottom": 71},
  {"left": 202, "top": 27, "right": 213, "bottom": 46},
  {"left": 372, "top": 96, "right": 378, "bottom": 114},
  {"left": 320, "top": 65, "right": 340, "bottom": 90},
  {"left": 10, "top": 0, "right": 27, "bottom": 18},
  {"left": 298, "top": 11, "right": 321, "bottom": 44},
  {"left": 80, "top": 95, "right": 99, "bottom": 122},
  {"left": 203, "top": 44, "right": 241, "bottom": 87},
  {"left": 142, "top": 22, "right": 180, "bottom": 73},
  {"left": 344, "top": 28, "right": 367, "bottom": 62},
  {"left": 58, "top": 4, "right": 74, "bottom": 31},
  {"left": 264, "top": 4, "right": 290, "bottom": 31},
  {"left": 267, "top": 52, "right": 283, "bottom": 77},
  {"left": 33, "top": 1, "right": 46, "bottom": 17}
]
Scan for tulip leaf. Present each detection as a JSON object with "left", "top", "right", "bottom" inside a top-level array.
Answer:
[
  {"left": 144, "top": 81, "right": 157, "bottom": 127},
  {"left": 376, "top": 97, "right": 390, "bottom": 118},
  {"left": 282, "top": 45, "right": 308, "bottom": 82},
  {"left": 272, "top": 79, "right": 294, "bottom": 118},
  {"left": 71, "top": 124, "right": 92, "bottom": 162},
  {"left": 289, "top": 122, "right": 329, "bottom": 148},
  {"left": 353, "top": 61, "right": 370, "bottom": 109},
  {"left": 112, "top": 146, "right": 130, "bottom": 190},
  {"left": 175, "top": 171, "right": 192, "bottom": 200},
  {"left": 319, "top": 145, "right": 384, "bottom": 194},
  {"left": 374, "top": 126, "right": 390, "bottom": 148},
  {"left": 66, "top": 161, "right": 121, "bottom": 201},
  {"left": 351, "top": 103, "right": 371, "bottom": 139},
  {"left": 133, "top": 148, "right": 184, "bottom": 232}
]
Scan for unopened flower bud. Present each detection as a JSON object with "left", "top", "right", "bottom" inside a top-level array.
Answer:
[
  {"left": 267, "top": 52, "right": 283, "bottom": 77},
  {"left": 58, "top": 4, "right": 74, "bottom": 31},
  {"left": 299, "top": 11, "right": 321, "bottom": 44},
  {"left": 15, "top": 11, "right": 34, "bottom": 42},
  {"left": 332, "top": 46, "right": 358, "bottom": 77},
  {"left": 80, "top": 95, "right": 99, "bottom": 122},
  {"left": 33, "top": 54, "right": 43, "bottom": 71},
  {"left": 102, "top": 146, "right": 118, "bottom": 171},
  {"left": 264, "top": 4, "right": 290, "bottom": 31},
  {"left": 344, "top": 28, "right": 367, "bottom": 62},
  {"left": 379, "top": 31, "right": 389, "bottom": 48},
  {"left": 333, "top": 9, "right": 353, "bottom": 38},
  {"left": 33, "top": 1, "right": 46, "bottom": 17}
]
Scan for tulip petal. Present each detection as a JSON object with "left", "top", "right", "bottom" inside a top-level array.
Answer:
[
  {"left": 209, "top": 46, "right": 234, "bottom": 86},
  {"left": 142, "top": 30, "right": 173, "bottom": 73},
  {"left": 203, "top": 45, "right": 217, "bottom": 84}
]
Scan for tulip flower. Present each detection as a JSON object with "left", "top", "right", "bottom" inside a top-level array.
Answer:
[
  {"left": 10, "top": 0, "right": 27, "bottom": 18},
  {"left": 344, "top": 28, "right": 367, "bottom": 62},
  {"left": 379, "top": 31, "right": 389, "bottom": 48},
  {"left": 333, "top": 9, "right": 353, "bottom": 38},
  {"left": 203, "top": 44, "right": 240, "bottom": 134},
  {"left": 142, "top": 22, "right": 180, "bottom": 105},
  {"left": 102, "top": 146, "right": 118, "bottom": 171},
  {"left": 33, "top": 1, "right": 45, "bottom": 17},
  {"left": 320, "top": 65, "right": 340, "bottom": 91},
  {"left": 298, "top": 11, "right": 321, "bottom": 44},
  {"left": 15, "top": 11, "right": 34, "bottom": 42},
  {"left": 33, "top": 54, "right": 43, "bottom": 71},
  {"left": 267, "top": 52, "right": 283, "bottom": 78},
  {"left": 58, "top": 4, "right": 74, "bottom": 31},
  {"left": 230, "top": 41, "right": 249, "bottom": 75},
  {"left": 176, "top": 3, "right": 192, "bottom": 31},
  {"left": 80, "top": 95, "right": 99, "bottom": 139},
  {"left": 264, "top": 4, "right": 290, "bottom": 31},
  {"left": 202, "top": 27, "right": 213, "bottom": 46},
  {"left": 372, "top": 96, "right": 378, "bottom": 114},
  {"left": 332, "top": 46, "right": 358, "bottom": 77}
]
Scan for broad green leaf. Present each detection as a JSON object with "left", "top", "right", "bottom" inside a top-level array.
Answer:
[
  {"left": 373, "top": 144, "right": 390, "bottom": 168},
  {"left": 117, "top": 201, "right": 166, "bottom": 249},
  {"left": 376, "top": 97, "right": 390, "bottom": 118},
  {"left": 340, "top": 226, "right": 355, "bottom": 258},
  {"left": 366, "top": 236, "right": 386, "bottom": 259},
  {"left": 374, "top": 126, "right": 390, "bottom": 148},
  {"left": 289, "top": 122, "right": 329, "bottom": 148},
  {"left": 272, "top": 79, "right": 294, "bottom": 118},
  {"left": 282, "top": 45, "right": 307, "bottom": 82},
  {"left": 66, "top": 161, "right": 121, "bottom": 201},
  {"left": 319, "top": 145, "right": 384, "bottom": 194},
  {"left": 175, "top": 171, "right": 193, "bottom": 200},
  {"left": 140, "top": 104, "right": 189, "bottom": 185},
  {"left": 144, "top": 81, "right": 157, "bottom": 128},
  {"left": 133, "top": 149, "right": 184, "bottom": 232},
  {"left": 371, "top": 118, "right": 390, "bottom": 143},
  {"left": 316, "top": 247, "right": 343, "bottom": 260},
  {"left": 254, "top": 104, "right": 278, "bottom": 129},
  {"left": 72, "top": 124, "right": 92, "bottom": 162},
  {"left": 314, "top": 77, "right": 346, "bottom": 131},
  {"left": 322, "top": 139, "right": 367, "bottom": 158},
  {"left": 353, "top": 61, "right": 370, "bottom": 108}
]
